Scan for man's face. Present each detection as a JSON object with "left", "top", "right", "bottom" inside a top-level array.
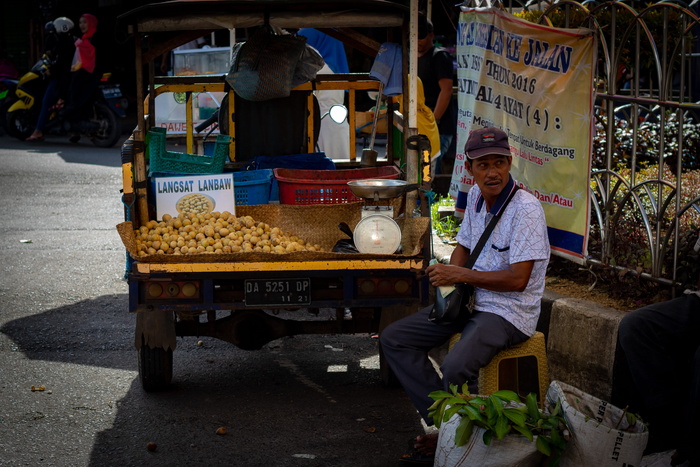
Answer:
[
  {"left": 466, "top": 154, "right": 512, "bottom": 199},
  {"left": 417, "top": 34, "right": 433, "bottom": 56}
]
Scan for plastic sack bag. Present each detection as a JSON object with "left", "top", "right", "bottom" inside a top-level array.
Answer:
[
  {"left": 290, "top": 44, "right": 325, "bottom": 89},
  {"left": 435, "top": 413, "right": 543, "bottom": 467},
  {"left": 546, "top": 380, "right": 648, "bottom": 466},
  {"left": 71, "top": 48, "right": 83, "bottom": 72},
  {"left": 227, "top": 28, "right": 307, "bottom": 101}
]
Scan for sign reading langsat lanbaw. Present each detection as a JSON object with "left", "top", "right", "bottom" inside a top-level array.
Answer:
[
  {"left": 154, "top": 173, "right": 236, "bottom": 220},
  {"left": 449, "top": 7, "right": 597, "bottom": 262}
]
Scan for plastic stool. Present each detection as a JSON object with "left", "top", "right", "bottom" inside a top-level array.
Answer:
[{"left": 448, "top": 331, "right": 549, "bottom": 406}]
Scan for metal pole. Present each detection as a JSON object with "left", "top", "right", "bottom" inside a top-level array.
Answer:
[{"left": 405, "top": 0, "right": 420, "bottom": 215}]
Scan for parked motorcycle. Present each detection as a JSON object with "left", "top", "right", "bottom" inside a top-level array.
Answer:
[{"left": 5, "top": 57, "right": 127, "bottom": 147}]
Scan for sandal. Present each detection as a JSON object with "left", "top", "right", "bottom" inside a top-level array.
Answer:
[
  {"left": 25, "top": 134, "right": 44, "bottom": 142},
  {"left": 399, "top": 434, "right": 437, "bottom": 465},
  {"left": 398, "top": 451, "right": 435, "bottom": 465}
]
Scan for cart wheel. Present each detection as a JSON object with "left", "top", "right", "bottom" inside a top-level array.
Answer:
[
  {"left": 378, "top": 340, "right": 400, "bottom": 388},
  {"left": 138, "top": 339, "right": 173, "bottom": 392}
]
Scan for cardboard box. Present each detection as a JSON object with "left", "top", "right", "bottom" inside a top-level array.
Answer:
[{"left": 355, "top": 110, "right": 388, "bottom": 134}]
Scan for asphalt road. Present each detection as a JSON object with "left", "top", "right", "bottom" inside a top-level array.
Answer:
[{"left": 0, "top": 133, "right": 425, "bottom": 466}]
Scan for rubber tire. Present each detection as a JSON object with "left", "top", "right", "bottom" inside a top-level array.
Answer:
[
  {"left": 6, "top": 108, "right": 35, "bottom": 141},
  {"left": 0, "top": 98, "right": 16, "bottom": 134},
  {"left": 90, "top": 101, "right": 122, "bottom": 148},
  {"left": 138, "top": 339, "right": 173, "bottom": 392}
]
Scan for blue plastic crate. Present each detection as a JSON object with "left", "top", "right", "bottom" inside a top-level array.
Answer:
[
  {"left": 244, "top": 152, "right": 336, "bottom": 202},
  {"left": 233, "top": 169, "right": 273, "bottom": 205}
]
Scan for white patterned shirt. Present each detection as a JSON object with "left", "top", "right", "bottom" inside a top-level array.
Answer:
[{"left": 455, "top": 178, "right": 550, "bottom": 335}]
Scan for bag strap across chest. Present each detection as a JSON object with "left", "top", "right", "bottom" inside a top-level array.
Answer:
[{"left": 465, "top": 186, "right": 519, "bottom": 269}]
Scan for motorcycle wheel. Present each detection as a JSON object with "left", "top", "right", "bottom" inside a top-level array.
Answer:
[
  {"left": 6, "top": 108, "right": 36, "bottom": 141},
  {"left": 0, "top": 98, "right": 16, "bottom": 134},
  {"left": 90, "top": 101, "right": 122, "bottom": 148}
]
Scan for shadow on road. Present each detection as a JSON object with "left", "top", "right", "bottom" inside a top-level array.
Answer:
[
  {"left": 1, "top": 296, "right": 423, "bottom": 466},
  {"left": 1, "top": 294, "right": 134, "bottom": 368}
]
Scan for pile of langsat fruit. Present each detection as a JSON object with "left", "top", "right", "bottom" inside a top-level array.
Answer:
[{"left": 134, "top": 211, "right": 323, "bottom": 256}]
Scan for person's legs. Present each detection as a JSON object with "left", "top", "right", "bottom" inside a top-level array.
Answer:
[
  {"left": 63, "top": 70, "right": 98, "bottom": 125},
  {"left": 379, "top": 305, "right": 462, "bottom": 423},
  {"left": 613, "top": 294, "right": 700, "bottom": 453},
  {"left": 381, "top": 307, "right": 529, "bottom": 424},
  {"left": 384, "top": 308, "right": 530, "bottom": 464},
  {"left": 26, "top": 80, "right": 60, "bottom": 140},
  {"left": 675, "top": 345, "right": 700, "bottom": 465},
  {"left": 433, "top": 134, "right": 453, "bottom": 175},
  {"left": 429, "top": 152, "right": 441, "bottom": 176},
  {"left": 441, "top": 311, "right": 529, "bottom": 395}
]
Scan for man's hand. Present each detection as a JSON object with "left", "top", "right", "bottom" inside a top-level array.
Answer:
[
  {"left": 426, "top": 263, "right": 465, "bottom": 287},
  {"left": 425, "top": 259, "right": 536, "bottom": 292}
]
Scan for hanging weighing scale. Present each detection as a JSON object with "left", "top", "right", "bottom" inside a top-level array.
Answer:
[{"left": 347, "top": 179, "right": 418, "bottom": 254}]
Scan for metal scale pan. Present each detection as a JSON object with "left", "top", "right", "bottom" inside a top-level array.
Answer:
[{"left": 346, "top": 179, "right": 418, "bottom": 254}]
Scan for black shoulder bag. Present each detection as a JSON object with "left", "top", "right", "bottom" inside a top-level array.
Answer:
[{"left": 428, "top": 187, "right": 519, "bottom": 326}]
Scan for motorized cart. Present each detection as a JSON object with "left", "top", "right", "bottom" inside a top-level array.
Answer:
[{"left": 117, "top": 0, "right": 433, "bottom": 391}]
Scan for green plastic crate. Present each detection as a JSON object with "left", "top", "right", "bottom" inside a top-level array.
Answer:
[{"left": 147, "top": 129, "right": 230, "bottom": 175}]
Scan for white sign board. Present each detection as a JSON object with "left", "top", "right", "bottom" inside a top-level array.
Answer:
[{"left": 154, "top": 173, "right": 235, "bottom": 219}]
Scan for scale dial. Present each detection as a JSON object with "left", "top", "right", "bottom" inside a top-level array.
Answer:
[{"left": 353, "top": 214, "right": 402, "bottom": 254}]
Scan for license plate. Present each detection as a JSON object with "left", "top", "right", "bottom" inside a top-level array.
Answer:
[
  {"left": 244, "top": 278, "right": 311, "bottom": 306},
  {"left": 101, "top": 87, "right": 122, "bottom": 99}
]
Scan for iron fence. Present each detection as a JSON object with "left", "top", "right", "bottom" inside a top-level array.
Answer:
[{"left": 504, "top": 0, "right": 700, "bottom": 291}]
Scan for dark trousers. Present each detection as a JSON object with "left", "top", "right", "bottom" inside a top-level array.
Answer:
[
  {"left": 36, "top": 74, "right": 70, "bottom": 132},
  {"left": 379, "top": 306, "right": 528, "bottom": 424},
  {"left": 612, "top": 293, "right": 700, "bottom": 462},
  {"left": 63, "top": 69, "right": 99, "bottom": 124},
  {"left": 36, "top": 80, "right": 60, "bottom": 132}
]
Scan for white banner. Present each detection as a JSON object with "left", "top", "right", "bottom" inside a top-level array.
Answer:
[{"left": 450, "top": 8, "right": 597, "bottom": 261}]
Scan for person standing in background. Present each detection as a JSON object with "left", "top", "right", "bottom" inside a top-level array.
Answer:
[
  {"left": 298, "top": 28, "right": 351, "bottom": 159},
  {"left": 417, "top": 15, "right": 455, "bottom": 174},
  {"left": 62, "top": 13, "right": 102, "bottom": 141},
  {"left": 397, "top": 77, "right": 440, "bottom": 174},
  {"left": 298, "top": 29, "right": 349, "bottom": 76},
  {"left": 25, "top": 17, "right": 75, "bottom": 142}
]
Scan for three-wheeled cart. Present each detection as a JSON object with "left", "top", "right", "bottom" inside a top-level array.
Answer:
[{"left": 117, "top": 0, "right": 434, "bottom": 391}]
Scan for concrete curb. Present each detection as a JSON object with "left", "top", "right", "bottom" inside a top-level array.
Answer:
[{"left": 431, "top": 232, "right": 624, "bottom": 401}]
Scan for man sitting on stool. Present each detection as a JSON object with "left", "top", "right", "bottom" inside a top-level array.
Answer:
[{"left": 380, "top": 127, "right": 550, "bottom": 464}]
